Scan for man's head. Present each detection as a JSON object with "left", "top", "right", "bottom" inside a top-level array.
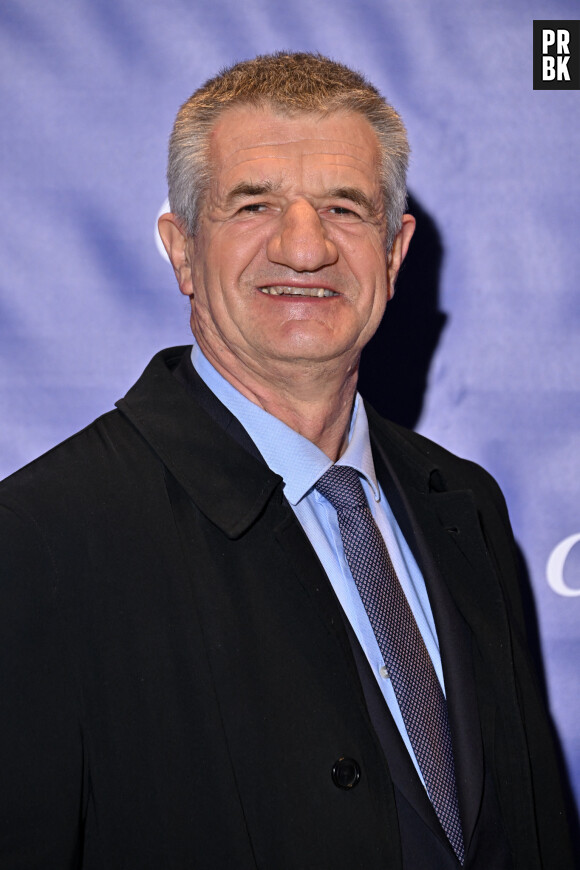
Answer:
[
  {"left": 159, "top": 52, "right": 415, "bottom": 396},
  {"left": 167, "top": 52, "right": 410, "bottom": 251}
]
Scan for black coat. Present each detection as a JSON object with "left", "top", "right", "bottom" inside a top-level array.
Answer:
[{"left": 0, "top": 347, "right": 574, "bottom": 868}]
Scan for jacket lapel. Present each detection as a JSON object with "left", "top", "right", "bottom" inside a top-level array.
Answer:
[
  {"left": 367, "top": 410, "right": 501, "bottom": 854},
  {"left": 116, "top": 347, "right": 283, "bottom": 539}
]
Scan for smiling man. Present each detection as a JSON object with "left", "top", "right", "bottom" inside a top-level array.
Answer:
[
  {"left": 0, "top": 52, "right": 575, "bottom": 869},
  {"left": 159, "top": 103, "right": 414, "bottom": 459}
]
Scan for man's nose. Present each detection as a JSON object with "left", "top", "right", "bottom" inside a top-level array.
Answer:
[{"left": 266, "top": 200, "right": 338, "bottom": 271}]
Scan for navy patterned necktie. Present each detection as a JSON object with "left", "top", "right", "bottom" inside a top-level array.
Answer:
[{"left": 316, "top": 464, "right": 465, "bottom": 864}]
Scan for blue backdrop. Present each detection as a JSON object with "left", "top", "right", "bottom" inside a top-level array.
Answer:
[{"left": 1, "top": 0, "right": 579, "bottom": 820}]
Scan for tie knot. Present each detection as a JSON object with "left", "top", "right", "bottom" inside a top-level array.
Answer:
[{"left": 315, "top": 465, "right": 367, "bottom": 511}]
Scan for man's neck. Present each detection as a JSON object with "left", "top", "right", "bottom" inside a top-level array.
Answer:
[{"left": 196, "top": 341, "right": 360, "bottom": 462}]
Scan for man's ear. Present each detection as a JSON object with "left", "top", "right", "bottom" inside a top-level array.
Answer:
[
  {"left": 157, "top": 213, "right": 194, "bottom": 297},
  {"left": 386, "top": 213, "right": 416, "bottom": 299}
]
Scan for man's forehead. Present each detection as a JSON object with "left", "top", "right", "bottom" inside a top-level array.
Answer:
[{"left": 208, "top": 105, "right": 382, "bottom": 186}]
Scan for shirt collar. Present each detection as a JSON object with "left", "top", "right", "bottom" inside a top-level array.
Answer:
[{"left": 190, "top": 343, "right": 381, "bottom": 505}]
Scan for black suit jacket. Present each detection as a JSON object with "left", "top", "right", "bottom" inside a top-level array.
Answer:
[{"left": 0, "top": 347, "right": 574, "bottom": 868}]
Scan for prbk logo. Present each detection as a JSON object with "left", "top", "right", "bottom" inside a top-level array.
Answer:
[{"left": 533, "top": 21, "right": 580, "bottom": 89}]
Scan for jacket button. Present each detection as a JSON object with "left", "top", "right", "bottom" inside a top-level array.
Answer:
[{"left": 331, "top": 757, "right": 361, "bottom": 789}]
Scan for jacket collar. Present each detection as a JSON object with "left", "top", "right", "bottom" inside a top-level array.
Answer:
[
  {"left": 117, "top": 348, "right": 512, "bottom": 660},
  {"left": 117, "top": 347, "right": 510, "bottom": 647},
  {"left": 365, "top": 402, "right": 510, "bottom": 641},
  {"left": 366, "top": 402, "right": 520, "bottom": 854},
  {"left": 116, "top": 347, "right": 283, "bottom": 539}
]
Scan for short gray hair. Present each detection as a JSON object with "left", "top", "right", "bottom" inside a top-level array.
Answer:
[{"left": 167, "top": 51, "right": 410, "bottom": 249}]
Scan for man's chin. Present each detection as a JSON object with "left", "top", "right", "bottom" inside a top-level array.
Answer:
[{"left": 254, "top": 338, "right": 360, "bottom": 370}]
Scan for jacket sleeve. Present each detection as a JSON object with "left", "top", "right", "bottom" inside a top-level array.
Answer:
[
  {"left": 468, "top": 463, "right": 578, "bottom": 869},
  {"left": 0, "top": 501, "right": 84, "bottom": 868}
]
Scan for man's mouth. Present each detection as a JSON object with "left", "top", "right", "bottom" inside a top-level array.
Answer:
[{"left": 258, "top": 286, "right": 339, "bottom": 297}]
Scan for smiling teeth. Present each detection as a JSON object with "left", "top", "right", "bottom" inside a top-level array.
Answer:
[{"left": 259, "top": 286, "right": 338, "bottom": 297}]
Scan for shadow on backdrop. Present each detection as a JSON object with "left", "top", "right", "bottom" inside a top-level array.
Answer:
[{"left": 358, "top": 192, "right": 446, "bottom": 429}]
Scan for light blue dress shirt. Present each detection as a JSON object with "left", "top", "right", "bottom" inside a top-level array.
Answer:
[{"left": 191, "top": 343, "right": 445, "bottom": 787}]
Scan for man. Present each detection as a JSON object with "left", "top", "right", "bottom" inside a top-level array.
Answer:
[{"left": 0, "top": 52, "right": 574, "bottom": 868}]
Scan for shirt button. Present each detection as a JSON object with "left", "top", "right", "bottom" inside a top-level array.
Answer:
[{"left": 379, "top": 665, "right": 389, "bottom": 679}]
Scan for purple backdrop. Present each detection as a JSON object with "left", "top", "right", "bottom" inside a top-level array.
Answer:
[{"left": 1, "top": 0, "right": 579, "bottom": 819}]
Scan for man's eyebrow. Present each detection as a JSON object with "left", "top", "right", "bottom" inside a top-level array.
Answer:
[
  {"left": 225, "top": 180, "right": 280, "bottom": 204},
  {"left": 327, "top": 187, "right": 379, "bottom": 217},
  {"left": 224, "top": 181, "right": 380, "bottom": 218}
]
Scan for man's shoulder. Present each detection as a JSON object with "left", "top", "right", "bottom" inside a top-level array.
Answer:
[
  {"left": 0, "top": 408, "right": 137, "bottom": 518},
  {"left": 0, "top": 347, "right": 190, "bottom": 520},
  {"left": 365, "top": 402, "right": 505, "bottom": 504}
]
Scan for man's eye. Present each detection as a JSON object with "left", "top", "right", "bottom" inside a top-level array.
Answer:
[
  {"left": 240, "top": 203, "right": 266, "bottom": 213},
  {"left": 328, "top": 206, "right": 359, "bottom": 217}
]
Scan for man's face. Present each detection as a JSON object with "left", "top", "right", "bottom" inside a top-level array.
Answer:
[{"left": 163, "top": 105, "right": 413, "bottom": 381}]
